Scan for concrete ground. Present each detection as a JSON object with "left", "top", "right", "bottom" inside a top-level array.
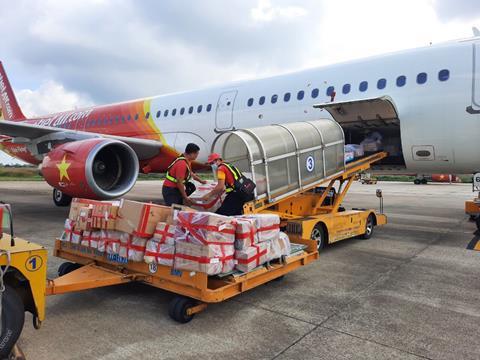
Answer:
[{"left": 1, "top": 180, "right": 479, "bottom": 360}]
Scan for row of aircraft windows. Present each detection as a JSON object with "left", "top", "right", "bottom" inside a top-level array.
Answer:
[
  {"left": 84, "top": 103, "right": 213, "bottom": 128},
  {"left": 247, "top": 69, "right": 450, "bottom": 107}
]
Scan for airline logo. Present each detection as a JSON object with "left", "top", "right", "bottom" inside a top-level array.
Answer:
[
  {"left": 56, "top": 155, "right": 71, "bottom": 181},
  {"left": 34, "top": 109, "right": 93, "bottom": 128},
  {"left": 0, "top": 73, "right": 13, "bottom": 119}
]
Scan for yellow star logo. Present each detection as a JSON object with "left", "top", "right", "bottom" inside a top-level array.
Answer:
[{"left": 56, "top": 155, "right": 71, "bottom": 182}]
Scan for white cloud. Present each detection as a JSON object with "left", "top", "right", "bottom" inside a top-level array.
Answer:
[
  {"left": 251, "top": 0, "right": 307, "bottom": 22},
  {"left": 15, "top": 81, "right": 94, "bottom": 117}
]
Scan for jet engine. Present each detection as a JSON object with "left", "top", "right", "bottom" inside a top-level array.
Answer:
[{"left": 41, "top": 138, "right": 139, "bottom": 199}]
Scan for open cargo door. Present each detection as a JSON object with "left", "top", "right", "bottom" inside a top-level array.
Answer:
[{"left": 314, "top": 96, "right": 405, "bottom": 170}]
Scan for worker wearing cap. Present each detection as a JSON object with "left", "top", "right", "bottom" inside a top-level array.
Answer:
[
  {"left": 201, "top": 153, "right": 253, "bottom": 216},
  {"left": 162, "top": 143, "right": 206, "bottom": 206}
]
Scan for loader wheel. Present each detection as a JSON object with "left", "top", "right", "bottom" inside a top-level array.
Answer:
[
  {"left": 476, "top": 216, "right": 480, "bottom": 231},
  {"left": 311, "top": 224, "right": 326, "bottom": 252},
  {"left": 414, "top": 179, "right": 421, "bottom": 185},
  {"left": 169, "top": 296, "right": 197, "bottom": 324},
  {"left": 53, "top": 189, "right": 72, "bottom": 207},
  {"left": 0, "top": 285, "right": 25, "bottom": 359},
  {"left": 58, "top": 262, "right": 81, "bottom": 277},
  {"left": 360, "top": 214, "right": 375, "bottom": 239}
]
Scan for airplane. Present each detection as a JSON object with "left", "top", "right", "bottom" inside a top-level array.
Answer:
[{"left": 1, "top": 33, "right": 480, "bottom": 206}]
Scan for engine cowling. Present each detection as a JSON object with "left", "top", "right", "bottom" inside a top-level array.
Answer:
[{"left": 41, "top": 138, "right": 139, "bottom": 199}]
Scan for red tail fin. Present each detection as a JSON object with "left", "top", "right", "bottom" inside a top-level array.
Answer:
[{"left": 0, "top": 62, "right": 26, "bottom": 121}]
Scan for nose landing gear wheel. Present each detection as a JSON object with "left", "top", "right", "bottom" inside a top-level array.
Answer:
[
  {"left": 53, "top": 189, "right": 72, "bottom": 207},
  {"left": 0, "top": 286, "right": 25, "bottom": 359}
]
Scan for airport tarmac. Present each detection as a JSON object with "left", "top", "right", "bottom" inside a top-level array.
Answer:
[{"left": 2, "top": 180, "right": 480, "bottom": 360}]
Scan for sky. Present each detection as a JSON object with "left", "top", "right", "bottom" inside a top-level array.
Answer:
[{"left": 1, "top": 0, "right": 480, "bottom": 164}]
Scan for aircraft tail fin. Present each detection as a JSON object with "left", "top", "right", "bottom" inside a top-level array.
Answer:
[{"left": 0, "top": 62, "right": 26, "bottom": 121}]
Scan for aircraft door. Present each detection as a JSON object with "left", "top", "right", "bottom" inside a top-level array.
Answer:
[
  {"left": 468, "top": 42, "right": 480, "bottom": 113},
  {"left": 215, "top": 90, "right": 237, "bottom": 130}
]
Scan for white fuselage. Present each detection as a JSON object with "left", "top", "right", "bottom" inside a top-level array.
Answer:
[{"left": 139, "top": 36, "right": 480, "bottom": 174}]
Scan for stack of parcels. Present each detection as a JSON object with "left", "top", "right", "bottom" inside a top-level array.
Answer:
[
  {"left": 69, "top": 198, "right": 120, "bottom": 231},
  {"left": 61, "top": 218, "right": 83, "bottom": 244},
  {"left": 189, "top": 183, "right": 225, "bottom": 212},
  {"left": 233, "top": 214, "right": 291, "bottom": 272},
  {"left": 119, "top": 233, "right": 148, "bottom": 262},
  {"left": 173, "top": 211, "right": 236, "bottom": 275},
  {"left": 144, "top": 222, "right": 178, "bottom": 266}
]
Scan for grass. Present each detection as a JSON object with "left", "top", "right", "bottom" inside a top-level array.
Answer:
[{"left": 0, "top": 167, "right": 43, "bottom": 181}]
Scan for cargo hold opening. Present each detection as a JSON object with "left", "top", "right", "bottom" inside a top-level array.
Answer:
[{"left": 313, "top": 96, "right": 406, "bottom": 171}]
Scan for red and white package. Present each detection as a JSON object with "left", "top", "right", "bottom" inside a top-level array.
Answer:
[
  {"left": 80, "top": 230, "right": 100, "bottom": 249},
  {"left": 268, "top": 232, "right": 291, "bottom": 261},
  {"left": 190, "top": 183, "right": 225, "bottom": 212},
  {"left": 174, "top": 242, "right": 235, "bottom": 275},
  {"left": 119, "top": 233, "right": 147, "bottom": 262},
  {"left": 238, "top": 214, "right": 280, "bottom": 243},
  {"left": 145, "top": 222, "right": 178, "bottom": 266},
  {"left": 174, "top": 211, "right": 235, "bottom": 246},
  {"left": 235, "top": 242, "right": 269, "bottom": 273},
  {"left": 144, "top": 240, "right": 175, "bottom": 266},
  {"left": 234, "top": 217, "right": 257, "bottom": 250},
  {"left": 103, "top": 230, "right": 122, "bottom": 255},
  {"left": 62, "top": 218, "right": 83, "bottom": 244},
  {"left": 153, "top": 222, "right": 176, "bottom": 245}
]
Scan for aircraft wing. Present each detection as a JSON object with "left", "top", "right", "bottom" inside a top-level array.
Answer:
[
  {"left": 0, "top": 120, "right": 162, "bottom": 160},
  {"left": 313, "top": 96, "right": 399, "bottom": 128}
]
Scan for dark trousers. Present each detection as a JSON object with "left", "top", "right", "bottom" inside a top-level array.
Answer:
[
  {"left": 216, "top": 191, "right": 250, "bottom": 216},
  {"left": 162, "top": 186, "right": 183, "bottom": 206}
]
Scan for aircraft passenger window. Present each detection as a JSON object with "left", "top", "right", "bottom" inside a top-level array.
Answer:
[
  {"left": 156, "top": 111, "right": 161, "bottom": 118},
  {"left": 377, "top": 78, "right": 387, "bottom": 89},
  {"left": 284, "top": 92, "right": 291, "bottom": 102},
  {"left": 180, "top": 107, "right": 185, "bottom": 115},
  {"left": 127, "top": 115, "right": 131, "bottom": 121},
  {"left": 188, "top": 106, "right": 194, "bottom": 114},
  {"left": 135, "top": 114, "right": 139, "bottom": 120},
  {"left": 145, "top": 112, "right": 150, "bottom": 119},
  {"left": 326, "top": 86, "right": 335, "bottom": 96},
  {"left": 259, "top": 96, "right": 266, "bottom": 105},
  {"left": 417, "top": 72, "right": 427, "bottom": 84},
  {"left": 342, "top": 84, "right": 351, "bottom": 94},
  {"left": 359, "top": 81, "right": 368, "bottom": 92},
  {"left": 197, "top": 105, "right": 202, "bottom": 113},
  {"left": 172, "top": 109, "right": 177, "bottom": 116},
  {"left": 271, "top": 94, "right": 278, "bottom": 104},
  {"left": 164, "top": 110, "right": 169, "bottom": 117},
  {"left": 311, "top": 88, "right": 319, "bottom": 98},
  {"left": 297, "top": 90, "right": 304, "bottom": 100},
  {"left": 104, "top": 118, "right": 108, "bottom": 125},
  {"left": 116, "top": 116, "right": 119, "bottom": 123},
  {"left": 247, "top": 98, "right": 254, "bottom": 107},
  {"left": 122, "top": 116, "right": 125, "bottom": 123},
  {"left": 438, "top": 69, "right": 449, "bottom": 81},
  {"left": 396, "top": 75, "right": 406, "bottom": 87},
  {"left": 206, "top": 104, "right": 212, "bottom": 112}
]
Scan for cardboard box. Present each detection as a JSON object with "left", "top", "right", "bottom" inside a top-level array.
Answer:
[
  {"left": 116, "top": 200, "right": 173, "bottom": 237},
  {"left": 103, "top": 230, "right": 122, "bottom": 255},
  {"left": 92, "top": 203, "right": 119, "bottom": 230},
  {"left": 77, "top": 206, "right": 93, "bottom": 231},
  {"left": 153, "top": 222, "right": 177, "bottom": 245},
  {"left": 174, "top": 211, "right": 235, "bottom": 246},
  {"left": 61, "top": 218, "right": 75, "bottom": 242},
  {"left": 235, "top": 242, "right": 269, "bottom": 273},
  {"left": 268, "top": 232, "right": 291, "bottom": 261},
  {"left": 69, "top": 198, "right": 109, "bottom": 220},
  {"left": 174, "top": 242, "right": 235, "bottom": 275},
  {"left": 80, "top": 230, "right": 102, "bottom": 250}
]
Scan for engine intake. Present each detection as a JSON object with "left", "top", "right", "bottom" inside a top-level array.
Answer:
[{"left": 42, "top": 138, "right": 139, "bottom": 199}]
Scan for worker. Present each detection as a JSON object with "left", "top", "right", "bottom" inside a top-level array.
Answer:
[
  {"left": 162, "top": 143, "right": 206, "bottom": 206},
  {"left": 201, "top": 153, "right": 255, "bottom": 216}
]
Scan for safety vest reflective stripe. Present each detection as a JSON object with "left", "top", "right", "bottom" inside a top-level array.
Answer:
[
  {"left": 165, "top": 156, "right": 191, "bottom": 183},
  {"left": 221, "top": 162, "right": 241, "bottom": 193}
]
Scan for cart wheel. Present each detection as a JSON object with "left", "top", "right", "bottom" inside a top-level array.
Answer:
[
  {"left": 413, "top": 179, "right": 421, "bottom": 185},
  {"left": 58, "top": 262, "right": 81, "bottom": 277},
  {"left": 360, "top": 214, "right": 375, "bottom": 239},
  {"left": 421, "top": 178, "right": 428, "bottom": 184},
  {"left": 53, "top": 188, "right": 72, "bottom": 207},
  {"left": 169, "top": 296, "right": 197, "bottom": 324},
  {"left": 311, "top": 224, "right": 326, "bottom": 252},
  {"left": 0, "top": 286, "right": 25, "bottom": 359},
  {"left": 476, "top": 216, "right": 480, "bottom": 231}
]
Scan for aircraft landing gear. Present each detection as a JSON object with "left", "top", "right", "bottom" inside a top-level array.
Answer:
[{"left": 53, "top": 188, "right": 72, "bottom": 207}]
